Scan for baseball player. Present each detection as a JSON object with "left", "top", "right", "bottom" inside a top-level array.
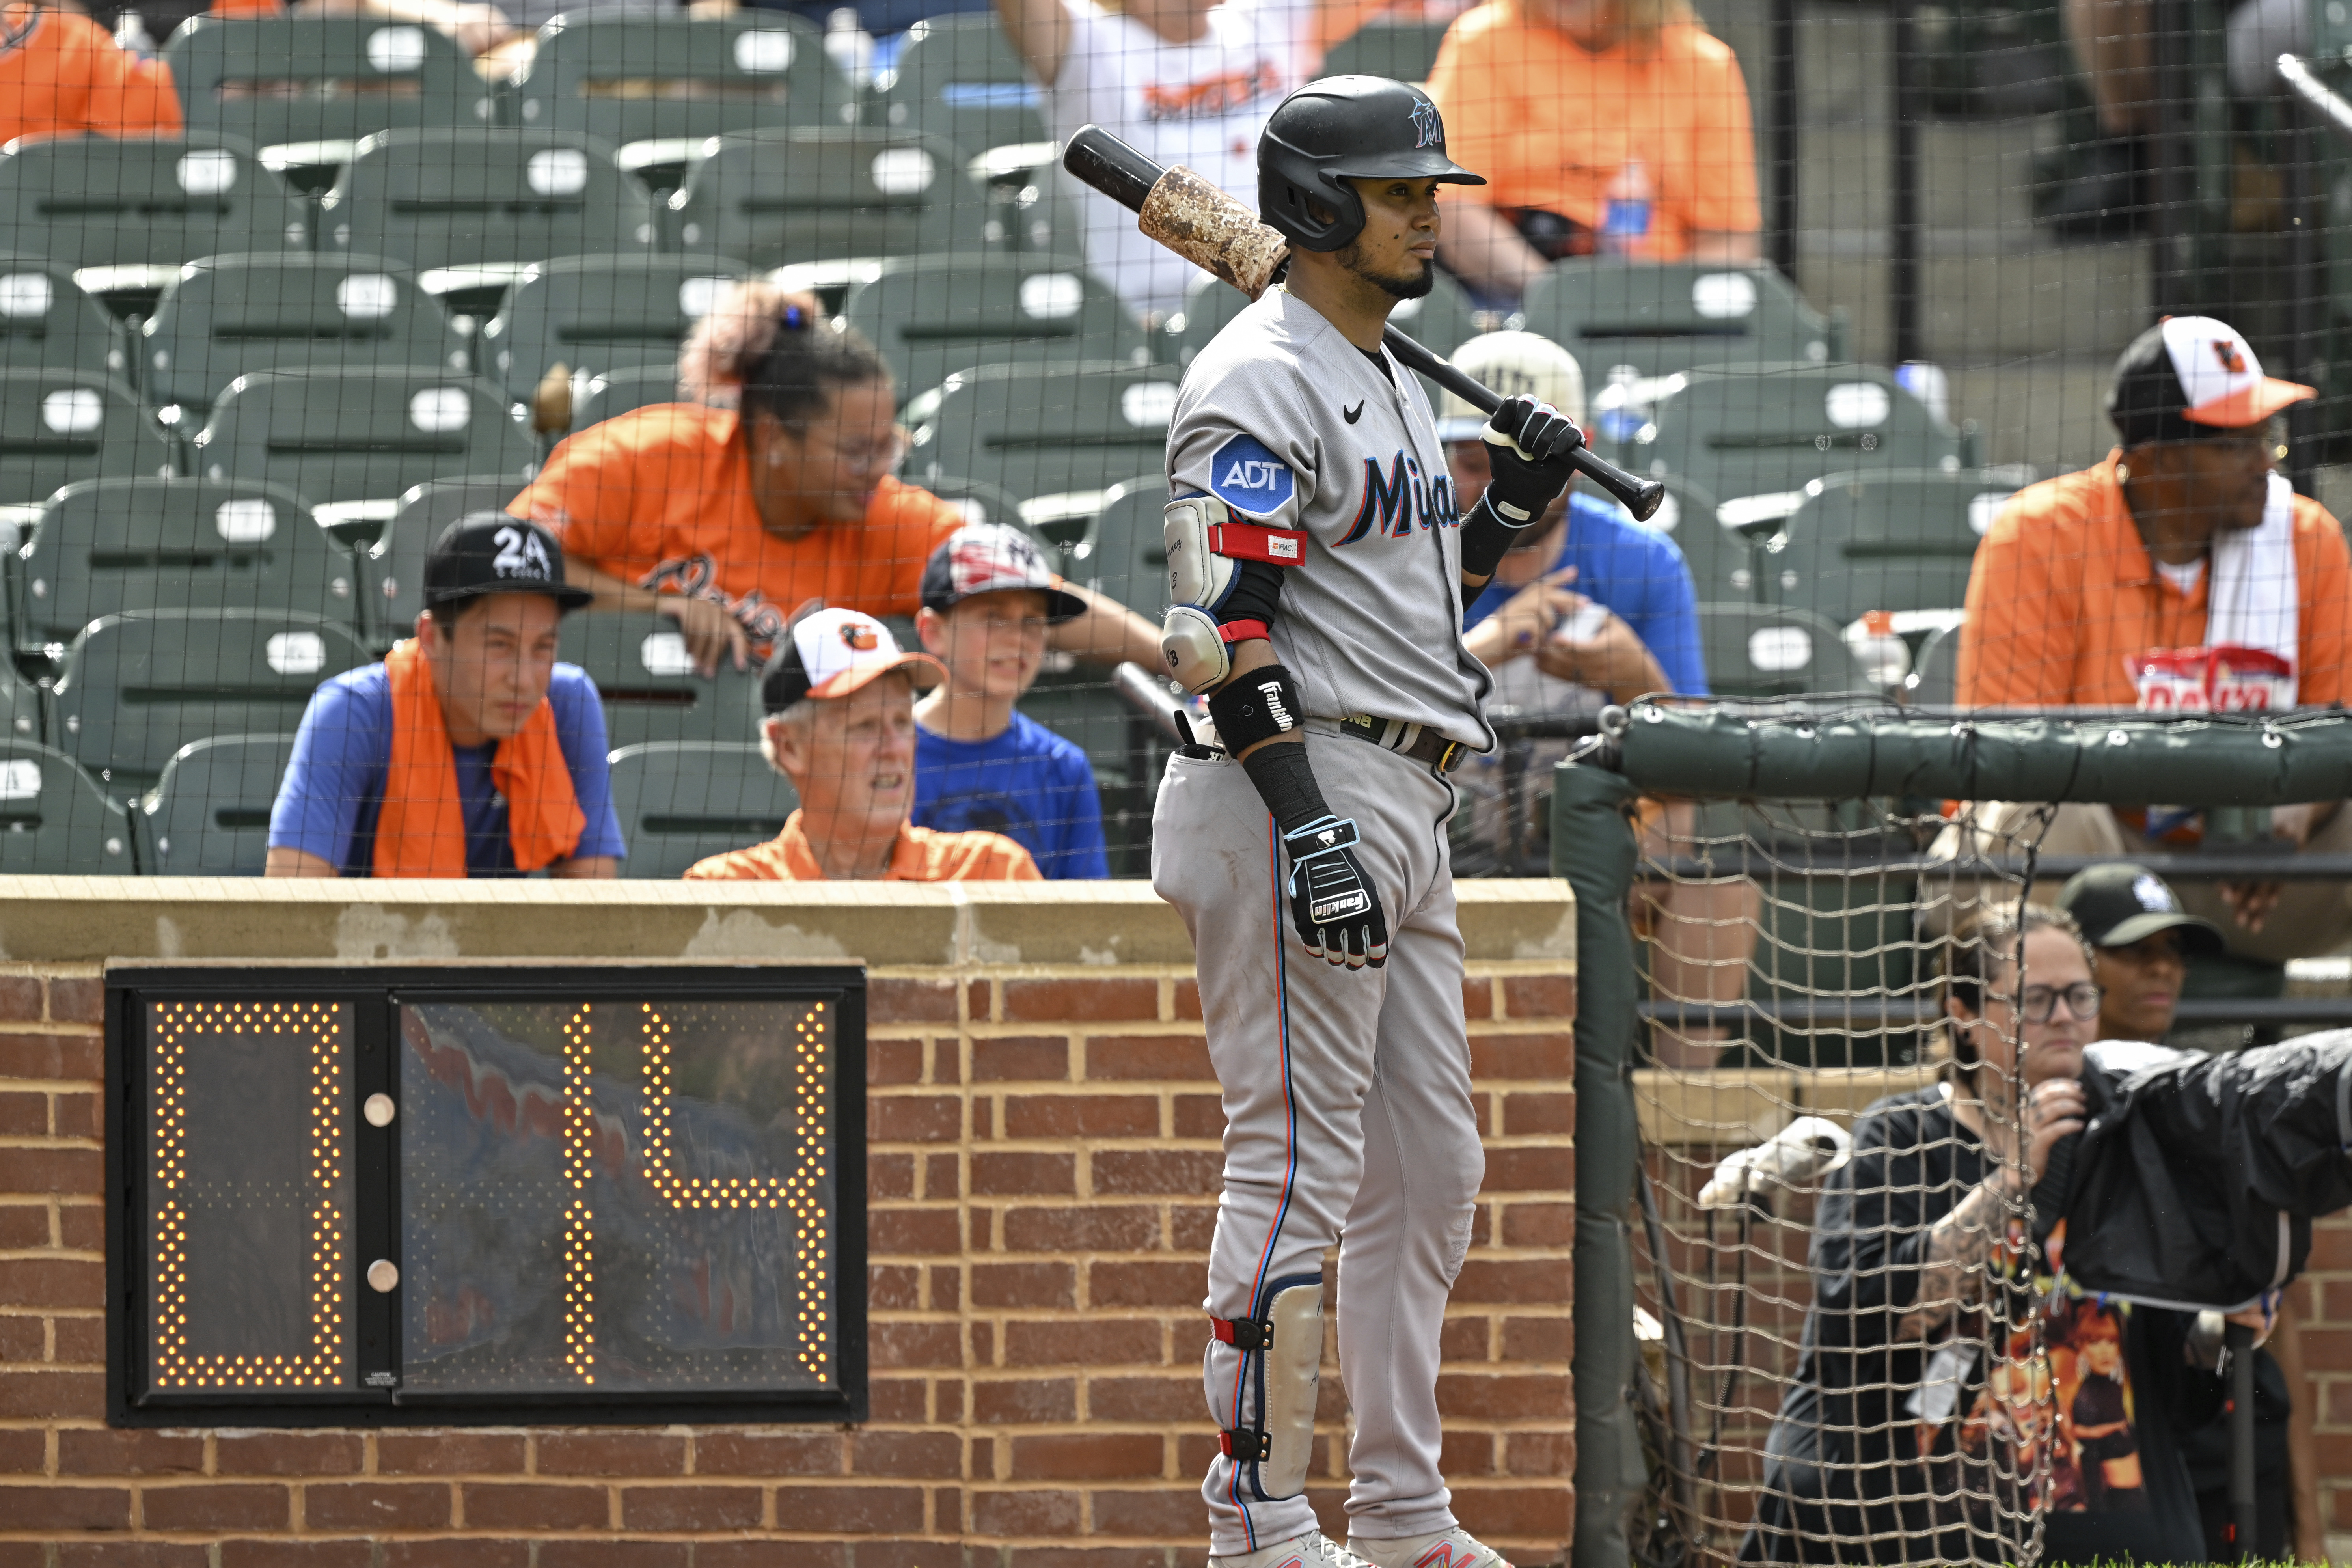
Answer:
[{"left": 1150, "top": 76, "right": 1588, "bottom": 1568}]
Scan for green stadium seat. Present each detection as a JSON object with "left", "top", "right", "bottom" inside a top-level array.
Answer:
[
  {"left": 136, "top": 732, "right": 298, "bottom": 874},
  {"left": 1520, "top": 261, "right": 1841, "bottom": 379},
  {"left": 320, "top": 130, "right": 659, "bottom": 276},
  {"left": 0, "top": 371, "right": 177, "bottom": 508},
  {"left": 843, "top": 254, "right": 1148, "bottom": 405},
  {"left": 668, "top": 127, "right": 986, "bottom": 268},
  {"left": 1320, "top": 18, "right": 1453, "bottom": 81},
  {"left": 0, "top": 137, "right": 309, "bottom": 314},
  {"left": 188, "top": 370, "right": 536, "bottom": 531},
  {"left": 1903, "top": 622, "right": 1961, "bottom": 707},
  {"left": 906, "top": 361, "right": 1176, "bottom": 500},
  {"left": 0, "top": 256, "right": 131, "bottom": 386},
  {"left": 17, "top": 478, "right": 357, "bottom": 652},
  {"left": 511, "top": 15, "right": 857, "bottom": 195},
  {"left": 1060, "top": 476, "right": 1167, "bottom": 617},
  {"left": 980, "top": 149, "right": 1085, "bottom": 261},
  {"left": 140, "top": 254, "right": 471, "bottom": 421},
  {"left": 0, "top": 739, "right": 136, "bottom": 871},
  {"left": 1631, "top": 363, "right": 1961, "bottom": 521},
  {"left": 1020, "top": 666, "right": 1159, "bottom": 875},
  {"left": 605, "top": 740, "right": 799, "bottom": 879},
  {"left": 1167, "top": 266, "right": 1484, "bottom": 398},
  {"left": 51, "top": 609, "right": 371, "bottom": 792},
  {"left": 360, "top": 474, "right": 528, "bottom": 648},
  {"left": 1695, "top": 602, "right": 1867, "bottom": 700},
  {"left": 564, "top": 610, "right": 762, "bottom": 750},
  {"left": 479, "top": 254, "right": 751, "bottom": 403},
  {"left": 1771, "top": 468, "right": 2026, "bottom": 628},
  {"left": 0, "top": 661, "right": 33, "bottom": 741},
  {"left": 922, "top": 473, "right": 1029, "bottom": 528},
  {"left": 166, "top": 17, "right": 494, "bottom": 177},
  {"left": 876, "top": 15, "right": 1047, "bottom": 158},
  {"left": 566, "top": 365, "right": 678, "bottom": 434}
]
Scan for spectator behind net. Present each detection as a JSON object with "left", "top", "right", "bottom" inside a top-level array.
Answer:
[
  {"left": 2055, "top": 860, "right": 2323, "bottom": 1563},
  {"left": 1423, "top": 0, "right": 1761, "bottom": 306},
  {"left": 1953, "top": 316, "right": 2352, "bottom": 968},
  {"left": 1741, "top": 903, "right": 2266, "bottom": 1566},
  {"left": 911, "top": 523, "right": 1110, "bottom": 880},
  {"left": 265, "top": 514, "right": 625, "bottom": 879},
  {"left": 0, "top": 0, "right": 180, "bottom": 143},
  {"left": 685, "top": 606, "right": 1042, "bottom": 882},
  {"left": 519, "top": 283, "right": 1160, "bottom": 677}
]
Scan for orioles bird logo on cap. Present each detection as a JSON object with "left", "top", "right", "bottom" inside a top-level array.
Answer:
[
  {"left": 839, "top": 622, "right": 878, "bottom": 652},
  {"left": 1409, "top": 98, "right": 1441, "bottom": 150},
  {"left": 2212, "top": 339, "right": 2247, "bottom": 375}
]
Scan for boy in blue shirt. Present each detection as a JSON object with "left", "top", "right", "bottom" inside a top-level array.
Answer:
[{"left": 910, "top": 524, "right": 1109, "bottom": 879}]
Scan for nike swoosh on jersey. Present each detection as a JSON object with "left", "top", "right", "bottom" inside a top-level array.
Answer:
[{"left": 1343, "top": 401, "right": 1365, "bottom": 424}]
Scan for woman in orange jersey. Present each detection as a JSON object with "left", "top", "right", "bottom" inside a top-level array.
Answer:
[
  {"left": 0, "top": 0, "right": 179, "bottom": 144},
  {"left": 514, "top": 282, "right": 1161, "bottom": 677}
]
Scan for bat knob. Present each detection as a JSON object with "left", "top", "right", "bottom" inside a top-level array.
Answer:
[{"left": 1623, "top": 477, "right": 1666, "bottom": 524}]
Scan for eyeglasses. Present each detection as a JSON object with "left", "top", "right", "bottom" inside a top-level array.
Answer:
[
  {"left": 2018, "top": 982, "right": 2101, "bottom": 1024},
  {"left": 786, "top": 422, "right": 907, "bottom": 474}
]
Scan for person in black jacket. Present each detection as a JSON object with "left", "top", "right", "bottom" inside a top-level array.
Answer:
[{"left": 1742, "top": 903, "right": 2240, "bottom": 1566}]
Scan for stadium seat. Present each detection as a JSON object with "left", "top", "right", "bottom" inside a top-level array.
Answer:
[
  {"left": 0, "top": 137, "right": 308, "bottom": 313},
  {"left": 842, "top": 254, "right": 1148, "bottom": 405},
  {"left": 480, "top": 254, "right": 753, "bottom": 403},
  {"left": 970, "top": 145, "right": 1085, "bottom": 261},
  {"left": 17, "top": 478, "right": 357, "bottom": 653},
  {"left": 668, "top": 127, "right": 986, "bottom": 268},
  {"left": 1167, "top": 265, "right": 1484, "bottom": 396},
  {"left": 1060, "top": 476, "right": 1167, "bottom": 617},
  {"left": 360, "top": 475, "right": 527, "bottom": 647},
  {"left": 1521, "top": 261, "right": 1842, "bottom": 378},
  {"left": 136, "top": 733, "right": 298, "bottom": 875},
  {"left": 319, "top": 131, "right": 659, "bottom": 276},
  {"left": 0, "top": 372, "right": 177, "bottom": 509},
  {"left": 511, "top": 15, "right": 857, "bottom": 194},
  {"left": 605, "top": 740, "right": 798, "bottom": 879},
  {"left": 50, "top": 610, "right": 371, "bottom": 791},
  {"left": 922, "top": 474, "right": 1029, "bottom": 529},
  {"left": 1018, "top": 667, "right": 1156, "bottom": 875},
  {"left": 188, "top": 370, "right": 536, "bottom": 533},
  {"left": 140, "top": 255, "right": 471, "bottom": 421},
  {"left": 876, "top": 16, "right": 1048, "bottom": 158},
  {"left": 0, "top": 257, "right": 131, "bottom": 386},
  {"left": 563, "top": 611, "right": 761, "bottom": 750},
  {"left": 0, "top": 739, "right": 136, "bottom": 872},
  {"left": 1695, "top": 602, "right": 1867, "bottom": 700},
  {"left": 166, "top": 17, "right": 494, "bottom": 179},
  {"left": 1633, "top": 364, "right": 1961, "bottom": 522},
  {"left": 1904, "top": 623, "right": 1961, "bottom": 707},
  {"left": 1764, "top": 468, "right": 2024, "bottom": 627},
  {"left": 1320, "top": 18, "right": 1453, "bottom": 81},
  {"left": 906, "top": 361, "right": 1178, "bottom": 500},
  {"left": 566, "top": 366, "right": 679, "bottom": 435}
]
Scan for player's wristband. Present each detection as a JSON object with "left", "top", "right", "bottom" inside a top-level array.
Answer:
[
  {"left": 1459, "top": 493, "right": 1535, "bottom": 579},
  {"left": 1239, "top": 736, "right": 1333, "bottom": 839},
  {"left": 1207, "top": 663, "right": 1304, "bottom": 755}
]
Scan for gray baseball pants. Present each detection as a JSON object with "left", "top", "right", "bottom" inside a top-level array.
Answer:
[{"left": 1151, "top": 729, "right": 1485, "bottom": 1557}]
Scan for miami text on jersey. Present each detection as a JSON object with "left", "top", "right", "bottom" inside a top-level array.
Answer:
[{"left": 1336, "top": 452, "right": 1459, "bottom": 545}]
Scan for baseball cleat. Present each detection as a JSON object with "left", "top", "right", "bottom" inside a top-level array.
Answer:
[
  {"left": 1347, "top": 1529, "right": 1515, "bottom": 1568},
  {"left": 1210, "top": 1529, "right": 1378, "bottom": 1568}
]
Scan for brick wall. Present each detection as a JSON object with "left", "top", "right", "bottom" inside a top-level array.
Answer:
[
  {"left": 2294, "top": 1212, "right": 2352, "bottom": 1558},
  {"left": 0, "top": 880, "right": 1580, "bottom": 1566}
]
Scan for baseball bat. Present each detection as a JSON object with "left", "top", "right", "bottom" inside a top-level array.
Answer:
[{"left": 1062, "top": 125, "right": 1667, "bottom": 523}]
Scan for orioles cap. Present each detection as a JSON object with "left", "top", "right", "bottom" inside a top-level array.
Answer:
[
  {"left": 1436, "top": 331, "right": 1587, "bottom": 444},
  {"left": 920, "top": 523, "right": 1086, "bottom": 621},
  {"left": 760, "top": 606, "right": 944, "bottom": 714},
  {"left": 2107, "top": 315, "right": 2313, "bottom": 445}
]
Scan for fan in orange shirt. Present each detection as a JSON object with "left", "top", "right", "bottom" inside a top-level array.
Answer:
[
  {"left": 0, "top": 0, "right": 180, "bottom": 144},
  {"left": 514, "top": 282, "right": 1161, "bottom": 678},
  {"left": 684, "top": 607, "right": 1040, "bottom": 883},
  {"left": 1424, "top": 0, "right": 1761, "bottom": 303}
]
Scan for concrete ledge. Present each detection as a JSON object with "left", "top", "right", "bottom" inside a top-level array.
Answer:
[{"left": 0, "top": 875, "right": 1576, "bottom": 968}]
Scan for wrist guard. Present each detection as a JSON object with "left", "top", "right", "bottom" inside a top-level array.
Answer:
[
  {"left": 1459, "top": 493, "right": 1534, "bottom": 579},
  {"left": 1207, "top": 663, "right": 1305, "bottom": 758}
]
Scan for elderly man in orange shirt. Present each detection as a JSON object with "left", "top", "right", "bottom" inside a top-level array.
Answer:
[{"left": 1956, "top": 315, "right": 2352, "bottom": 966}]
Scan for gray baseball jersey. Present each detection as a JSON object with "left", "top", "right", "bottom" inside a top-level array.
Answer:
[{"left": 1167, "top": 287, "right": 1495, "bottom": 752}]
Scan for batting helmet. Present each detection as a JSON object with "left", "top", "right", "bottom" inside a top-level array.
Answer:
[{"left": 1258, "top": 75, "right": 1485, "bottom": 253}]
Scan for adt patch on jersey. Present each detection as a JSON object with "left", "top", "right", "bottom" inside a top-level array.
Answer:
[{"left": 1207, "top": 433, "right": 1295, "bottom": 517}]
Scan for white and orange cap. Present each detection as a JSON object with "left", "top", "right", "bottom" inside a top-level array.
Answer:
[
  {"left": 2107, "top": 315, "right": 2313, "bottom": 443},
  {"left": 760, "top": 606, "right": 943, "bottom": 714}
]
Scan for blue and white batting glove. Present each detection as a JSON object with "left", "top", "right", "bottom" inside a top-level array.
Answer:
[{"left": 1280, "top": 815, "right": 1388, "bottom": 970}]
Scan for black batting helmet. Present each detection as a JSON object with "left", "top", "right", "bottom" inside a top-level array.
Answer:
[{"left": 1258, "top": 75, "right": 1485, "bottom": 253}]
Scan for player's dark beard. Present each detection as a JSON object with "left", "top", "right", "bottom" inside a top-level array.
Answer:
[{"left": 1339, "top": 242, "right": 1435, "bottom": 301}]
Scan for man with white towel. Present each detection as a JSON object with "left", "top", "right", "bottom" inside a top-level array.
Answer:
[{"left": 1953, "top": 315, "right": 2352, "bottom": 965}]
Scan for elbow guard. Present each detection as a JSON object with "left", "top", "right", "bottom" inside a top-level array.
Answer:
[
  {"left": 1160, "top": 494, "right": 1299, "bottom": 693},
  {"left": 1458, "top": 492, "right": 1535, "bottom": 580}
]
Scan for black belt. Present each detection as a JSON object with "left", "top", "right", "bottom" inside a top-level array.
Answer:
[{"left": 1334, "top": 714, "right": 1467, "bottom": 773}]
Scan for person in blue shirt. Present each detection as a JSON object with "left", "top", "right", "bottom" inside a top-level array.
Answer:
[
  {"left": 909, "top": 523, "right": 1109, "bottom": 880},
  {"left": 265, "top": 514, "right": 627, "bottom": 878}
]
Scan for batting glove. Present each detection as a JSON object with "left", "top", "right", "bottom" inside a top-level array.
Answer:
[
  {"left": 1280, "top": 815, "right": 1388, "bottom": 969},
  {"left": 1480, "top": 394, "right": 1586, "bottom": 523}
]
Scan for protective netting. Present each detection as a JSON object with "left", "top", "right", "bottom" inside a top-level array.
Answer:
[{"left": 1624, "top": 793, "right": 2061, "bottom": 1568}]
